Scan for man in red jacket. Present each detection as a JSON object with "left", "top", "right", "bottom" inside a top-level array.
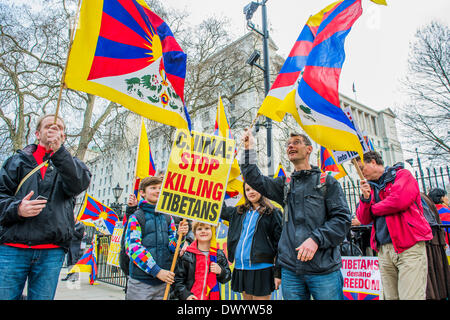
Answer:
[{"left": 355, "top": 151, "right": 432, "bottom": 300}]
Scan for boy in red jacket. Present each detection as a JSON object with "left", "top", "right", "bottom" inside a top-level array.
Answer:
[{"left": 355, "top": 151, "right": 432, "bottom": 300}]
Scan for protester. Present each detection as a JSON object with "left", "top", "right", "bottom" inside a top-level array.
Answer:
[
  {"left": 428, "top": 188, "right": 450, "bottom": 225},
  {"left": 124, "top": 176, "right": 189, "bottom": 300},
  {"left": 355, "top": 151, "right": 433, "bottom": 300},
  {"left": 420, "top": 192, "right": 450, "bottom": 300},
  {"left": 220, "top": 182, "right": 282, "bottom": 300},
  {"left": 173, "top": 222, "right": 231, "bottom": 300},
  {"left": 61, "top": 219, "right": 86, "bottom": 282},
  {"left": 0, "top": 114, "right": 91, "bottom": 300},
  {"left": 240, "top": 130, "right": 351, "bottom": 300}
]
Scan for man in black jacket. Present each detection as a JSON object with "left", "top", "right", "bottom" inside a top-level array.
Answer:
[
  {"left": 240, "top": 130, "right": 351, "bottom": 300},
  {"left": 0, "top": 114, "right": 91, "bottom": 300}
]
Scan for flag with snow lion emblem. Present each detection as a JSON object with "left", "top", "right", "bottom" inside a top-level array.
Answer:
[
  {"left": 77, "top": 193, "right": 119, "bottom": 235},
  {"left": 65, "top": 0, "right": 191, "bottom": 130}
]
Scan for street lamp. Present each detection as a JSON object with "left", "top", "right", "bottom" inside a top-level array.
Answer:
[
  {"left": 244, "top": 0, "right": 274, "bottom": 177},
  {"left": 111, "top": 183, "right": 123, "bottom": 219}
]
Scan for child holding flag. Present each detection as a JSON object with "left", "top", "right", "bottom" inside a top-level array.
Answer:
[
  {"left": 125, "top": 176, "right": 189, "bottom": 300},
  {"left": 173, "top": 222, "right": 231, "bottom": 300},
  {"left": 220, "top": 182, "right": 283, "bottom": 300}
]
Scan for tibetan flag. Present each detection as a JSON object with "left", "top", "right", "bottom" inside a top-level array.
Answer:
[
  {"left": 294, "top": 0, "right": 364, "bottom": 158},
  {"left": 257, "top": 1, "right": 341, "bottom": 123},
  {"left": 69, "top": 235, "right": 98, "bottom": 285},
  {"left": 133, "top": 119, "right": 156, "bottom": 200},
  {"left": 344, "top": 291, "right": 379, "bottom": 300},
  {"left": 270, "top": 163, "right": 289, "bottom": 210},
  {"left": 273, "top": 163, "right": 287, "bottom": 179},
  {"left": 320, "top": 146, "right": 347, "bottom": 180},
  {"left": 135, "top": 119, "right": 156, "bottom": 180},
  {"left": 65, "top": 0, "right": 191, "bottom": 130},
  {"left": 77, "top": 193, "right": 119, "bottom": 235},
  {"left": 214, "top": 96, "right": 243, "bottom": 196},
  {"left": 205, "top": 226, "right": 220, "bottom": 300},
  {"left": 436, "top": 204, "right": 450, "bottom": 225},
  {"left": 363, "top": 134, "right": 375, "bottom": 151}
]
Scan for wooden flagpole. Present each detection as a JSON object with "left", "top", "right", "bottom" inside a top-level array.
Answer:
[
  {"left": 351, "top": 158, "right": 365, "bottom": 180},
  {"left": 54, "top": 0, "right": 82, "bottom": 124},
  {"left": 163, "top": 218, "right": 187, "bottom": 300}
]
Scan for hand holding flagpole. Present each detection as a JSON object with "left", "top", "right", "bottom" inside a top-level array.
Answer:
[
  {"left": 54, "top": 0, "right": 82, "bottom": 124},
  {"left": 163, "top": 219, "right": 189, "bottom": 300}
]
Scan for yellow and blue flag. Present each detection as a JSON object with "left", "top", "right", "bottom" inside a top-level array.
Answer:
[
  {"left": 65, "top": 0, "right": 191, "bottom": 130},
  {"left": 258, "top": 0, "right": 364, "bottom": 159},
  {"left": 257, "top": 1, "right": 341, "bottom": 123},
  {"left": 294, "top": 0, "right": 363, "bottom": 157}
]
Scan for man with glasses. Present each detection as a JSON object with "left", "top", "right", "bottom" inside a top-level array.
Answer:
[{"left": 240, "top": 130, "right": 351, "bottom": 300}]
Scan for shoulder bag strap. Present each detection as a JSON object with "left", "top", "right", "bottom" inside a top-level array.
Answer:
[{"left": 14, "top": 160, "right": 48, "bottom": 196}]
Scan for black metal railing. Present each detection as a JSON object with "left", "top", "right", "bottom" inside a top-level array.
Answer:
[
  {"left": 87, "top": 165, "right": 450, "bottom": 294},
  {"left": 96, "top": 234, "right": 127, "bottom": 288}
]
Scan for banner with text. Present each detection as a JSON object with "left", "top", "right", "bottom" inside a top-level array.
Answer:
[
  {"left": 332, "top": 107, "right": 369, "bottom": 164},
  {"left": 341, "top": 256, "right": 382, "bottom": 300},
  {"left": 106, "top": 222, "right": 123, "bottom": 267},
  {"left": 156, "top": 129, "right": 235, "bottom": 226}
]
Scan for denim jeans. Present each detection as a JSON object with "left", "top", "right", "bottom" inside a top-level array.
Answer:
[
  {"left": 0, "top": 245, "right": 65, "bottom": 300},
  {"left": 281, "top": 268, "right": 344, "bottom": 300}
]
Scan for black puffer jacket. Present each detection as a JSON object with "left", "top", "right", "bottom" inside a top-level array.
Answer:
[
  {"left": 0, "top": 144, "right": 91, "bottom": 249},
  {"left": 241, "top": 149, "right": 351, "bottom": 275}
]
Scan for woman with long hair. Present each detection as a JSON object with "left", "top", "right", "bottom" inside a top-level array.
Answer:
[{"left": 220, "top": 182, "right": 282, "bottom": 300}]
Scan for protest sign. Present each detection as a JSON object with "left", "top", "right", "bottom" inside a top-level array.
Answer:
[
  {"left": 331, "top": 107, "right": 369, "bottom": 164},
  {"left": 341, "top": 256, "right": 382, "bottom": 300},
  {"left": 106, "top": 222, "right": 123, "bottom": 267},
  {"left": 156, "top": 129, "right": 235, "bottom": 226}
]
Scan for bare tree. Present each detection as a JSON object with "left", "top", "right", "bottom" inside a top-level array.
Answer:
[
  {"left": 396, "top": 20, "right": 450, "bottom": 166},
  {"left": 0, "top": 0, "right": 120, "bottom": 162},
  {"left": 145, "top": 14, "right": 266, "bottom": 146}
]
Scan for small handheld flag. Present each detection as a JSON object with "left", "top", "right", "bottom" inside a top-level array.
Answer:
[
  {"left": 319, "top": 146, "right": 347, "bottom": 180},
  {"left": 69, "top": 235, "right": 98, "bottom": 285},
  {"left": 77, "top": 193, "right": 119, "bottom": 235}
]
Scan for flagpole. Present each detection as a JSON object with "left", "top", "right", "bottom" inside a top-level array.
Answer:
[
  {"left": 163, "top": 218, "right": 187, "bottom": 300},
  {"left": 54, "top": 0, "right": 82, "bottom": 124},
  {"left": 233, "top": 113, "right": 261, "bottom": 161},
  {"left": 351, "top": 158, "right": 365, "bottom": 180}
]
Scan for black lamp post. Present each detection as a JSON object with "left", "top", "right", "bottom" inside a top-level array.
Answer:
[
  {"left": 244, "top": 0, "right": 274, "bottom": 177},
  {"left": 111, "top": 183, "right": 124, "bottom": 219}
]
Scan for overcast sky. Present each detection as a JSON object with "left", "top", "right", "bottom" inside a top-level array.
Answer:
[{"left": 161, "top": 0, "right": 450, "bottom": 112}]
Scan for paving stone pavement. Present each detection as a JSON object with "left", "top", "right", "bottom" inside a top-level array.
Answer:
[{"left": 54, "top": 267, "right": 125, "bottom": 300}]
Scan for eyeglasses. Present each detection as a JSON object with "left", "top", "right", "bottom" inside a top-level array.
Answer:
[{"left": 285, "top": 140, "right": 308, "bottom": 148}]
